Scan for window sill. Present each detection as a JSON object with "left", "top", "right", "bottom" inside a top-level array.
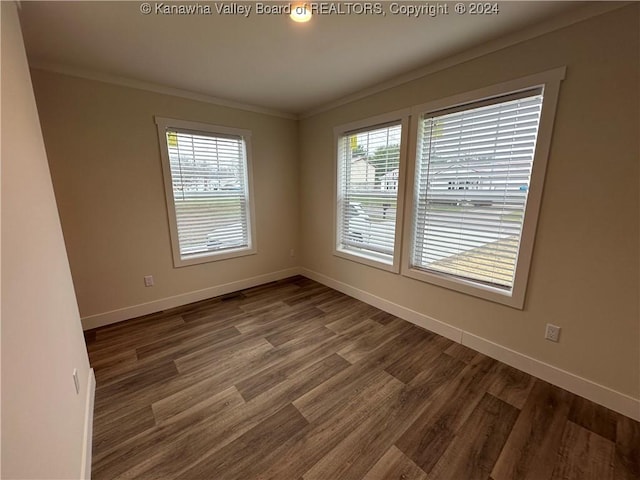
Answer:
[
  {"left": 334, "top": 247, "right": 399, "bottom": 273},
  {"left": 173, "top": 246, "right": 257, "bottom": 268},
  {"left": 401, "top": 266, "right": 525, "bottom": 309}
]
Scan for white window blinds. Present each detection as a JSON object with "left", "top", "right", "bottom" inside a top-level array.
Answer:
[
  {"left": 164, "top": 127, "right": 252, "bottom": 260},
  {"left": 410, "top": 89, "right": 544, "bottom": 290},
  {"left": 337, "top": 122, "right": 402, "bottom": 264}
]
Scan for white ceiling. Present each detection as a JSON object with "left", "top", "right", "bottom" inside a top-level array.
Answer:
[{"left": 20, "top": 1, "right": 590, "bottom": 115}]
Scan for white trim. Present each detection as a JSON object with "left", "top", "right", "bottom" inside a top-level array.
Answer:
[
  {"left": 332, "top": 108, "right": 411, "bottom": 136},
  {"left": 81, "top": 267, "right": 300, "bottom": 330},
  {"left": 28, "top": 4, "right": 624, "bottom": 121},
  {"left": 155, "top": 117, "right": 252, "bottom": 139},
  {"left": 300, "top": 3, "right": 626, "bottom": 118},
  {"left": 334, "top": 249, "right": 396, "bottom": 274},
  {"left": 301, "top": 268, "right": 462, "bottom": 342},
  {"left": 401, "top": 67, "right": 565, "bottom": 309},
  {"left": 29, "top": 63, "right": 296, "bottom": 120},
  {"left": 462, "top": 333, "right": 640, "bottom": 422},
  {"left": 154, "top": 116, "right": 258, "bottom": 268},
  {"left": 299, "top": 268, "right": 640, "bottom": 422},
  {"left": 333, "top": 109, "right": 410, "bottom": 274},
  {"left": 408, "top": 67, "right": 566, "bottom": 117},
  {"left": 80, "top": 368, "right": 95, "bottom": 480},
  {"left": 402, "top": 268, "right": 519, "bottom": 305}
]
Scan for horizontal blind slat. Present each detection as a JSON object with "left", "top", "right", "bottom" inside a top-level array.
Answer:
[
  {"left": 411, "top": 93, "right": 543, "bottom": 290},
  {"left": 337, "top": 122, "right": 402, "bottom": 263},
  {"left": 166, "top": 129, "right": 251, "bottom": 258}
]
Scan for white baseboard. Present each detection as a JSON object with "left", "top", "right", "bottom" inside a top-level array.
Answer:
[
  {"left": 301, "top": 268, "right": 462, "bottom": 343},
  {"left": 81, "top": 267, "right": 301, "bottom": 330},
  {"left": 300, "top": 268, "right": 640, "bottom": 422},
  {"left": 462, "top": 333, "right": 640, "bottom": 422},
  {"left": 79, "top": 265, "right": 640, "bottom": 421},
  {"left": 80, "top": 368, "right": 95, "bottom": 480}
]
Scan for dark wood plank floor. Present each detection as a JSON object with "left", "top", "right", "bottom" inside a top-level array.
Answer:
[{"left": 86, "top": 276, "right": 640, "bottom": 480}]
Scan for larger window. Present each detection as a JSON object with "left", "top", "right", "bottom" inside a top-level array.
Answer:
[
  {"left": 412, "top": 90, "right": 542, "bottom": 288},
  {"left": 335, "top": 111, "right": 408, "bottom": 272},
  {"left": 403, "top": 68, "right": 564, "bottom": 308},
  {"left": 156, "top": 117, "right": 256, "bottom": 267}
]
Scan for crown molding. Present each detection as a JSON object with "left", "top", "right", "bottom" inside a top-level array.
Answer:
[
  {"left": 29, "top": 61, "right": 298, "bottom": 120},
  {"left": 300, "top": 1, "right": 630, "bottom": 119},
  {"left": 28, "top": 2, "right": 629, "bottom": 121}
]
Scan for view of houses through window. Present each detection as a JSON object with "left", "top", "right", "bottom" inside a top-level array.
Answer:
[
  {"left": 156, "top": 117, "right": 255, "bottom": 266},
  {"left": 336, "top": 84, "right": 549, "bottom": 300},
  {"left": 167, "top": 129, "right": 250, "bottom": 258},
  {"left": 337, "top": 122, "right": 402, "bottom": 263},
  {"left": 410, "top": 90, "right": 544, "bottom": 290}
]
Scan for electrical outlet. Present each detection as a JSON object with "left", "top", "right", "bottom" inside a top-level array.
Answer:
[
  {"left": 289, "top": 249, "right": 295, "bottom": 258},
  {"left": 144, "top": 275, "right": 154, "bottom": 287},
  {"left": 545, "top": 324, "right": 561, "bottom": 343},
  {"left": 72, "top": 369, "right": 80, "bottom": 394}
]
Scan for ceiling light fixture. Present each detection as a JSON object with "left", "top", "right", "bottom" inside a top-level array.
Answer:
[{"left": 290, "top": 3, "right": 312, "bottom": 23}]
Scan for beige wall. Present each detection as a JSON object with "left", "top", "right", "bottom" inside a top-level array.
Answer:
[
  {"left": 1, "top": 2, "right": 92, "bottom": 478},
  {"left": 31, "top": 70, "right": 299, "bottom": 323},
  {"left": 28, "top": 4, "right": 638, "bottom": 406},
  {"left": 299, "top": 5, "right": 639, "bottom": 399}
]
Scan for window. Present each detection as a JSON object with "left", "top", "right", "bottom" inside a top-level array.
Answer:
[
  {"left": 335, "top": 111, "right": 408, "bottom": 272},
  {"left": 403, "top": 68, "right": 564, "bottom": 308},
  {"left": 155, "top": 117, "right": 256, "bottom": 267}
]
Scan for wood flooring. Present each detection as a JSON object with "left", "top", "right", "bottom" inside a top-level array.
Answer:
[{"left": 86, "top": 276, "right": 640, "bottom": 480}]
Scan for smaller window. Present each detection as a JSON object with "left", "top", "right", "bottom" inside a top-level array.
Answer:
[
  {"left": 155, "top": 117, "right": 256, "bottom": 267},
  {"left": 334, "top": 111, "right": 408, "bottom": 272}
]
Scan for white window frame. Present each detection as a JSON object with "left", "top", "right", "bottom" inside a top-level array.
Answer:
[
  {"left": 155, "top": 117, "right": 257, "bottom": 268},
  {"left": 333, "top": 109, "right": 410, "bottom": 273},
  {"left": 402, "top": 67, "right": 565, "bottom": 308}
]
